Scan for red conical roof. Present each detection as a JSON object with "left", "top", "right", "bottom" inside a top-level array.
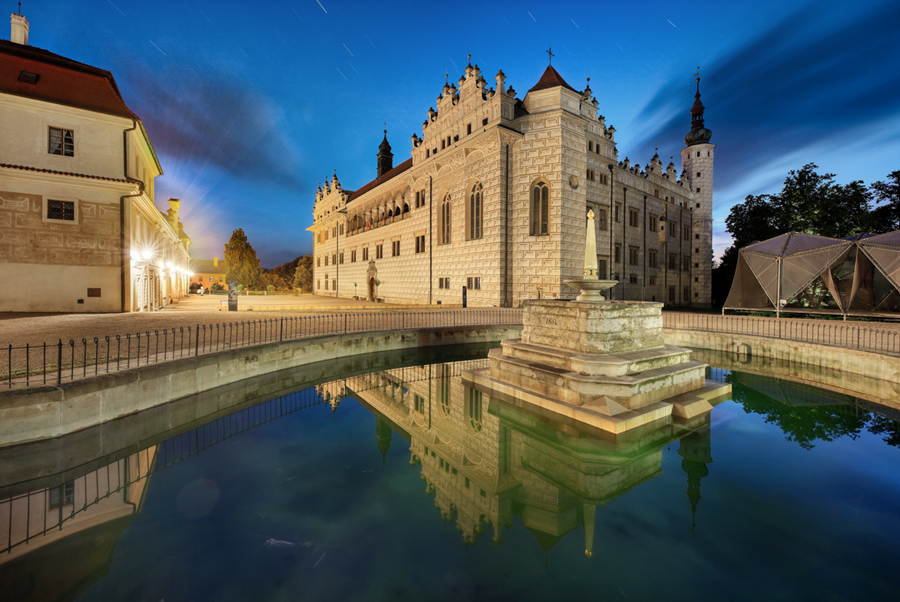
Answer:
[{"left": 528, "top": 65, "right": 578, "bottom": 93}]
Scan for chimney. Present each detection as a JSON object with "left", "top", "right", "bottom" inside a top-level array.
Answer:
[
  {"left": 166, "top": 198, "right": 180, "bottom": 230},
  {"left": 10, "top": 12, "right": 28, "bottom": 45},
  {"left": 214, "top": 256, "right": 218, "bottom": 267}
]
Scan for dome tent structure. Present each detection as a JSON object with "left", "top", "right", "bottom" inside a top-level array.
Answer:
[{"left": 724, "top": 231, "right": 900, "bottom": 318}]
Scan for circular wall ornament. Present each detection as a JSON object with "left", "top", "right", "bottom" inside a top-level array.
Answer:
[{"left": 569, "top": 175, "right": 579, "bottom": 189}]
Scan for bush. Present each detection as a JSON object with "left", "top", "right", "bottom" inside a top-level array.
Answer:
[{"left": 237, "top": 284, "right": 245, "bottom": 292}]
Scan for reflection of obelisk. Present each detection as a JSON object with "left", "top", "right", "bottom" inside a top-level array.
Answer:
[
  {"left": 375, "top": 417, "right": 393, "bottom": 463},
  {"left": 677, "top": 425, "right": 712, "bottom": 533},
  {"left": 583, "top": 503, "right": 596, "bottom": 558}
]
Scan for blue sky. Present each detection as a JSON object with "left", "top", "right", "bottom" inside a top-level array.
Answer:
[{"left": 17, "top": 0, "right": 900, "bottom": 266}]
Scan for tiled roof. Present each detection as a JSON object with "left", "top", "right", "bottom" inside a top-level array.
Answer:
[
  {"left": 348, "top": 158, "right": 413, "bottom": 202},
  {"left": 0, "top": 40, "right": 138, "bottom": 119},
  {"left": 191, "top": 259, "right": 227, "bottom": 274},
  {"left": 528, "top": 65, "right": 578, "bottom": 94},
  {"left": 0, "top": 162, "right": 129, "bottom": 183}
]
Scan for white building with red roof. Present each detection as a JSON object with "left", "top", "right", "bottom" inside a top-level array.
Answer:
[
  {"left": 309, "top": 56, "right": 715, "bottom": 308},
  {"left": 0, "top": 11, "right": 192, "bottom": 312}
]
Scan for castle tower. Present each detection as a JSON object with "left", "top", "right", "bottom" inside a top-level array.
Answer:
[
  {"left": 680, "top": 70, "right": 715, "bottom": 307},
  {"left": 376, "top": 130, "right": 393, "bottom": 178}
]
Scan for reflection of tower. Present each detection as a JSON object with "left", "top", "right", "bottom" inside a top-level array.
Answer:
[
  {"left": 375, "top": 416, "right": 393, "bottom": 463},
  {"left": 677, "top": 425, "right": 712, "bottom": 533}
]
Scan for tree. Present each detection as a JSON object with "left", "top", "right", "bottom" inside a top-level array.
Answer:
[
  {"left": 870, "top": 170, "right": 900, "bottom": 233},
  {"left": 273, "top": 254, "right": 304, "bottom": 288},
  {"left": 223, "top": 228, "right": 261, "bottom": 288},
  {"left": 292, "top": 255, "right": 313, "bottom": 293}
]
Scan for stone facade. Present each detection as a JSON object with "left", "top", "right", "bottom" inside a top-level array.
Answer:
[
  {"left": 0, "top": 13, "right": 192, "bottom": 312},
  {"left": 310, "top": 61, "right": 716, "bottom": 308}
]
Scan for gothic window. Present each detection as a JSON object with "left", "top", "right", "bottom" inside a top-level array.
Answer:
[
  {"left": 440, "top": 194, "right": 452, "bottom": 245},
  {"left": 468, "top": 181, "right": 483, "bottom": 240},
  {"left": 531, "top": 180, "right": 549, "bottom": 235}
]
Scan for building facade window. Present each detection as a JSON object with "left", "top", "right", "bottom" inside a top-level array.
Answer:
[
  {"left": 468, "top": 181, "right": 483, "bottom": 240},
  {"left": 351, "top": 250, "right": 356, "bottom": 262},
  {"left": 376, "top": 244, "right": 383, "bottom": 259},
  {"left": 629, "top": 246, "right": 639, "bottom": 265},
  {"left": 683, "top": 225, "right": 691, "bottom": 240},
  {"left": 648, "top": 249, "right": 658, "bottom": 268},
  {"left": 648, "top": 214, "right": 658, "bottom": 231},
  {"left": 48, "top": 127, "right": 74, "bottom": 156},
  {"left": 415, "top": 234, "right": 426, "bottom": 253},
  {"left": 466, "top": 277, "right": 481, "bottom": 290},
  {"left": 668, "top": 253, "right": 677, "bottom": 270},
  {"left": 467, "top": 388, "right": 482, "bottom": 432},
  {"left": 46, "top": 200, "right": 74, "bottom": 221},
  {"left": 596, "top": 208, "right": 607, "bottom": 230},
  {"left": 363, "top": 247, "right": 369, "bottom": 261},
  {"left": 415, "top": 189, "right": 427, "bottom": 208},
  {"left": 614, "top": 244, "right": 621, "bottom": 263},
  {"left": 531, "top": 181, "right": 549, "bottom": 235},
  {"left": 339, "top": 252, "right": 344, "bottom": 264},
  {"left": 629, "top": 274, "right": 638, "bottom": 284},
  {"left": 669, "top": 221, "right": 677, "bottom": 237},
  {"left": 440, "top": 195, "right": 451, "bottom": 244},
  {"left": 49, "top": 482, "right": 75, "bottom": 508},
  {"left": 683, "top": 256, "right": 691, "bottom": 272},
  {"left": 629, "top": 208, "right": 639, "bottom": 227},
  {"left": 392, "top": 240, "right": 400, "bottom": 256}
]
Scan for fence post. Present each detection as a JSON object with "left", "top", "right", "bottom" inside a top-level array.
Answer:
[
  {"left": 280, "top": 317, "right": 284, "bottom": 342},
  {"left": 195, "top": 324, "right": 200, "bottom": 356}
]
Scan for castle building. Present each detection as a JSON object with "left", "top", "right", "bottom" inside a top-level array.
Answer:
[
  {"left": 309, "top": 56, "right": 714, "bottom": 308},
  {"left": 0, "top": 12, "right": 192, "bottom": 312}
]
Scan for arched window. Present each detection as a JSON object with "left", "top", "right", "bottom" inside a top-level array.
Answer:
[
  {"left": 531, "top": 181, "right": 549, "bottom": 235},
  {"left": 440, "top": 194, "right": 452, "bottom": 244},
  {"left": 468, "top": 181, "right": 483, "bottom": 240},
  {"left": 467, "top": 388, "right": 482, "bottom": 432}
]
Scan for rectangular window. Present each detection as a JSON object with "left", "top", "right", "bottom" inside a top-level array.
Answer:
[
  {"left": 668, "top": 253, "right": 677, "bottom": 270},
  {"left": 482, "top": 117, "right": 488, "bottom": 126},
  {"left": 598, "top": 258, "right": 608, "bottom": 279},
  {"left": 596, "top": 208, "right": 607, "bottom": 230},
  {"left": 600, "top": 173, "right": 608, "bottom": 185},
  {"left": 414, "top": 394, "right": 425, "bottom": 414},
  {"left": 628, "top": 208, "right": 639, "bottom": 227},
  {"left": 649, "top": 276, "right": 657, "bottom": 286},
  {"left": 48, "top": 127, "right": 74, "bottom": 156},
  {"left": 376, "top": 244, "right": 383, "bottom": 259},
  {"left": 466, "top": 277, "right": 482, "bottom": 290},
  {"left": 339, "top": 223, "right": 344, "bottom": 235},
  {"left": 629, "top": 274, "right": 638, "bottom": 284},
  {"left": 614, "top": 205, "right": 620, "bottom": 223},
  {"left": 339, "top": 252, "right": 344, "bottom": 264},
  {"left": 648, "top": 214, "right": 658, "bottom": 232},
  {"left": 392, "top": 240, "right": 400, "bottom": 256},
  {"left": 614, "top": 244, "right": 621, "bottom": 263},
  {"left": 669, "top": 221, "right": 677, "bottom": 237},
  {"left": 669, "top": 286, "right": 676, "bottom": 303},
  {"left": 363, "top": 247, "right": 369, "bottom": 261},
  {"left": 87, "top": 288, "right": 101, "bottom": 298},
  {"left": 324, "top": 256, "right": 329, "bottom": 266},
  {"left": 415, "top": 190, "right": 426, "bottom": 208},
  {"left": 49, "top": 482, "right": 75, "bottom": 509},
  {"left": 654, "top": 189, "right": 660, "bottom": 198},
  {"left": 351, "top": 250, "right": 356, "bottom": 262},
  {"left": 46, "top": 200, "right": 75, "bottom": 221},
  {"left": 628, "top": 246, "right": 639, "bottom": 265},
  {"left": 467, "top": 123, "right": 472, "bottom": 135},
  {"left": 332, "top": 253, "right": 336, "bottom": 265},
  {"left": 415, "top": 234, "right": 426, "bottom": 254},
  {"left": 684, "top": 225, "right": 690, "bottom": 240},
  {"left": 587, "top": 169, "right": 595, "bottom": 181},
  {"left": 683, "top": 256, "right": 691, "bottom": 272},
  {"left": 648, "top": 249, "right": 658, "bottom": 268},
  {"left": 588, "top": 141, "right": 593, "bottom": 151}
]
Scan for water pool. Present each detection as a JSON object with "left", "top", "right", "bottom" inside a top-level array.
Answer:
[{"left": 1, "top": 347, "right": 898, "bottom": 601}]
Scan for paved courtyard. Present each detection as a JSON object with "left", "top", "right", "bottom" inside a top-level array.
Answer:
[{"left": 0, "top": 294, "right": 394, "bottom": 348}]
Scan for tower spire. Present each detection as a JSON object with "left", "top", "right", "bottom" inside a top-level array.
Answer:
[{"left": 684, "top": 67, "right": 712, "bottom": 146}]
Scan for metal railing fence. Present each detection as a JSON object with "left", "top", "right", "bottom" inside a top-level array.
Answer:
[
  {"left": 1, "top": 309, "right": 523, "bottom": 389},
  {"left": 664, "top": 313, "right": 900, "bottom": 357}
]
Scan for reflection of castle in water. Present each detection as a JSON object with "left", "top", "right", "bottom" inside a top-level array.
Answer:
[{"left": 329, "top": 359, "right": 714, "bottom": 554}]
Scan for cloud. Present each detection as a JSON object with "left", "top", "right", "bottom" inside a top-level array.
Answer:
[
  {"left": 121, "top": 60, "right": 307, "bottom": 192},
  {"left": 630, "top": 1, "right": 900, "bottom": 191}
]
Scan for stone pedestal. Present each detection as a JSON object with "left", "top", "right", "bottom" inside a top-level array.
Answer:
[{"left": 463, "top": 299, "right": 731, "bottom": 434}]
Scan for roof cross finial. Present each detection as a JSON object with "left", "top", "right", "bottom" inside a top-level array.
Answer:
[
  {"left": 547, "top": 44, "right": 554, "bottom": 65},
  {"left": 18, "top": 2, "right": 22, "bottom": 14}
]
